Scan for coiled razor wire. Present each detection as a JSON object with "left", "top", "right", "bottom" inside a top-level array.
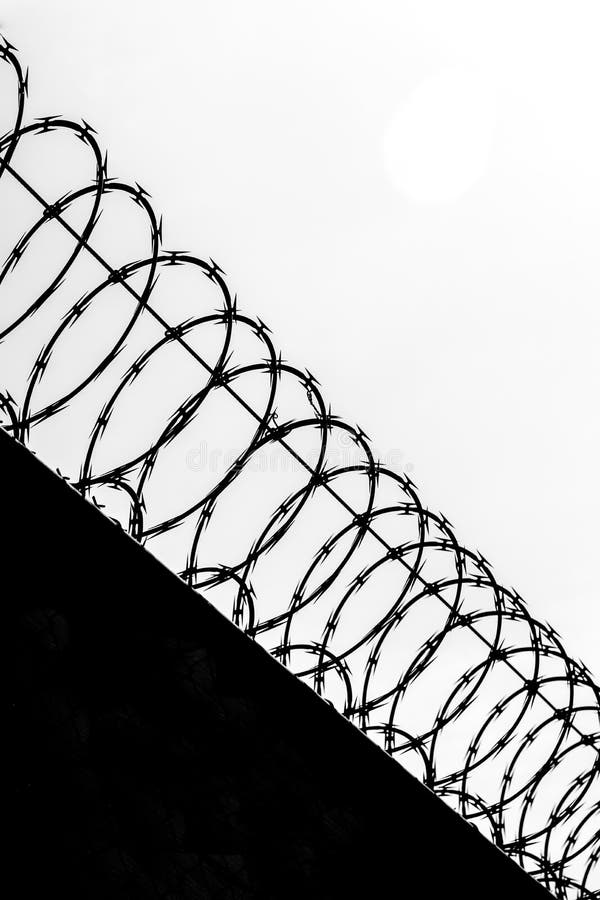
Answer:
[{"left": 1, "top": 37, "right": 598, "bottom": 899}]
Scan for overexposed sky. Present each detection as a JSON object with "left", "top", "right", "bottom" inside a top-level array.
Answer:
[{"left": 2, "top": 0, "right": 599, "bottom": 674}]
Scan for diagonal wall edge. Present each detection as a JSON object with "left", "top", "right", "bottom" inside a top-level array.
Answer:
[{"left": 4, "top": 429, "right": 553, "bottom": 899}]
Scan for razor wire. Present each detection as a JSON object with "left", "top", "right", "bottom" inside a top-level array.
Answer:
[{"left": 1, "top": 37, "right": 598, "bottom": 899}]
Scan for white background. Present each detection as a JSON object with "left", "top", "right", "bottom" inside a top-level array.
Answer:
[{"left": 2, "top": 0, "right": 599, "bottom": 674}]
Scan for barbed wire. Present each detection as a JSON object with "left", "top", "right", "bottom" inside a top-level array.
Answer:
[{"left": 1, "top": 37, "right": 598, "bottom": 899}]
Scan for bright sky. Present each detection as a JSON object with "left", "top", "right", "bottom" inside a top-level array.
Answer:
[{"left": 2, "top": 0, "right": 599, "bottom": 675}]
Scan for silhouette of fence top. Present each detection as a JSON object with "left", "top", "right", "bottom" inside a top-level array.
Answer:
[
  {"left": 4, "top": 428, "right": 555, "bottom": 898},
  {"left": 0, "top": 35, "right": 598, "bottom": 900}
]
